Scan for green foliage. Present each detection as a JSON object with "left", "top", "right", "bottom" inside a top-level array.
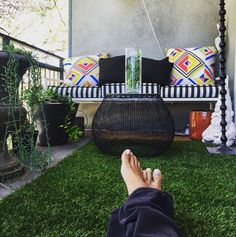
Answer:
[
  {"left": 0, "top": 142, "right": 235, "bottom": 236},
  {"left": 23, "top": 83, "right": 44, "bottom": 110},
  {"left": 62, "top": 120, "right": 83, "bottom": 141},
  {"left": 24, "top": 86, "right": 78, "bottom": 145},
  {"left": 3, "top": 43, "right": 34, "bottom": 60},
  {"left": 1, "top": 0, "right": 67, "bottom": 56},
  {"left": 125, "top": 49, "right": 141, "bottom": 92},
  {"left": 3, "top": 53, "right": 20, "bottom": 105},
  {"left": 2, "top": 44, "right": 51, "bottom": 170},
  {"left": 24, "top": 87, "right": 76, "bottom": 114},
  {"left": 42, "top": 88, "right": 76, "bottom": 113},
  {"left": 0, "top": 0, "right": 31, "bottom": 19}
]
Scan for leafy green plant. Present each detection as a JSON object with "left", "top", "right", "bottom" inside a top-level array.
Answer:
[
  {"left": 125, "top": 48, "right": 142, "bottom": 93},
  {"left": 24, "top": 87, "right": 76, "bottom": 114},
  {"left": 3, "top": 43, "right": 34, "bottom": 59},
  {"left": 1, "top": 43, "right": 51, "bottom": 170},
  {"left": 24, "top": 85, "right": 79, "bottom": 146},
  {"left": 40, "top": 88, "right": 81, "bottom": 141},
  {"left": 42, "top": 88, "right": 76, "bottom": 113},
  {"left": 61, "top": 119, "right": 83, "bottom": 142}
]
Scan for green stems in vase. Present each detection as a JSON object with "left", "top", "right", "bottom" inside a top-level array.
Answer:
[{"left": 125, "top": 48, "right": 142, "bottom": 94}]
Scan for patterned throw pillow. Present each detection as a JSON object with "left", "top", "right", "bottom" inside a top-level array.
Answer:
[
  {"left": 64, "top": 53, "right": 109, "bottom": 87},
  {"left": 166, "top": 47, "right": 217, "bottom": 86}
]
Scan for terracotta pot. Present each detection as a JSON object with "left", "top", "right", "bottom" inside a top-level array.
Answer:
[{"left": 189, "top": 111, "right": 212, "bottom": 140}]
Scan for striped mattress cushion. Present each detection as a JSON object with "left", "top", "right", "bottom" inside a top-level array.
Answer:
[
  {"left": 101, "top": 83, "right": 160, "bottom": 96},
  {"left": 49, "top": 84, "right": 219, "bottom": 99},
  {"left": 49, "top": 85, "right": 101, "bottom": 98},
  {"left": 161, "top": 84, "right": 219, "bottom": 98}
]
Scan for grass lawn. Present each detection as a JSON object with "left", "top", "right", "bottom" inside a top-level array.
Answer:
[{"left": 0, "top": 141, "right": 236, "bottom": 237}]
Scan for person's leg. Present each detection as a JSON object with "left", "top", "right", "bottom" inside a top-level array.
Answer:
[
  {"left": 106, "top": 149, "right": 146, "bottom": 237},
  {"left": 106, "top": 149, "right": 181, "bottom": 237}
]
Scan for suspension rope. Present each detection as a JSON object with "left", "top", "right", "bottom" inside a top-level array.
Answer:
[{"left": 141, "top": 0, "right": 165, "bottom": 58}]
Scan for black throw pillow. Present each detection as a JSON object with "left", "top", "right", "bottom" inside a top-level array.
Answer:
[
  {"left": 98, "top": 56, "right": 125, "bottom": 86},
  {"left": 98, "top": 56, "right": 173, "bottom": 86},
  {"left": 143, "top": 57, "right": 174, "bottom": 86}
]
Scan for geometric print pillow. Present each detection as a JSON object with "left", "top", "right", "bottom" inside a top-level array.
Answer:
[
  {"left": 64, "top": 53, "right": 109, "bottom": 87},
  {"left": 166, "top": 47, "right": 217, "bottom": 86}
]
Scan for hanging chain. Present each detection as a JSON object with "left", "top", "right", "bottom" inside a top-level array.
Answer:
[{"left": 218, "top": 0, "right": 228, "bottom": 149}]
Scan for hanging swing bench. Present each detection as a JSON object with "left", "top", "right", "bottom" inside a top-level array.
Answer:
[{"left": 51, "top": 0, "right": 222, "bottom": 104}]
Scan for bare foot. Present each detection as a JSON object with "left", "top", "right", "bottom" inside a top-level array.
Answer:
[
  {"left": 143, "top": 168, "right": 162, "bottom": 190},
  {"left": 121, "top": 149, "right": 147, "bottom": 195}
]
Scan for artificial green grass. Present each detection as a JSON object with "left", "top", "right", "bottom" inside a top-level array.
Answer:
[{"left": 0, "top": 142, "right": 236, "bottom": 237}]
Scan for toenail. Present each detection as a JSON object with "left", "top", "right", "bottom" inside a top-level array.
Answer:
[
  {"left": 154, "top": 169, "right": 161, "bottom": 176},
  {"left": 125, "top": 149, "right": 131, "bottom": 154}
]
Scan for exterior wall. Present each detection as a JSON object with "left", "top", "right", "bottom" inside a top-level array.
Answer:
[
  {"left": 71, "top": 0, "right": 218, "bottom": 59},
  {"left": 226, "top": 0, "right": 236, "bottom": 91}
]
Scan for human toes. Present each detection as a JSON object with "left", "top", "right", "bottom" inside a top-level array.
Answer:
[
  {"left": 130, "top": 152, "right": 138, "bottom": 169},
  {"left": 143, "top": 170, "right": 148, "bottom": 182},
  {"left": 146, "top": 168, "right": 152, "bottom": 185},
  {"left": 121, "top": 149, "right": 131, "bottom": 164},
  {"left": 137, "top": 161, "right": 143, "bottom": 175},
  {"left": 153, "top": 169, "right": 162, "bottom": 190}
]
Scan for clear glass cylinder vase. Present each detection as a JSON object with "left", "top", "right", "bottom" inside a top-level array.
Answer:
[{"left": 125, "top": 48, "right": 142, "bottom": 94}]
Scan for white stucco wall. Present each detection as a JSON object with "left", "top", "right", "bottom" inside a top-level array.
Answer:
[
  {"left": 225, "top": 0, "right": 236, "bottom": 114},
  {"left": 71, "top": 0, "right": 218, "bottom": 59},
  {"left": 226, "top": 0, "right": 236, "bottom": 86}
]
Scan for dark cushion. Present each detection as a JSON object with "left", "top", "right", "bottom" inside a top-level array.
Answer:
[
  {"left": 143, "top": 57, "right": 173, "bottom": 86},
  {"left": 98, "top": 56, "right": 125, "bottom": 86},
  {"left": 98, "top": 56, "right": 173, "bottom": 86}
]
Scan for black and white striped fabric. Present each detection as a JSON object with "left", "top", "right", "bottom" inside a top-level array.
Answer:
[
  {"left": 161, "top": 85, "right": 219, "bottom": 98},
  {"left": 101, "top": 83, "right": 160, "bottom": 97},
  {"left": 49, "top": 85, "right": 101, "bottom": 98},
  {"left": 49, "top": 83, "right": 219, "bottom": 100}
]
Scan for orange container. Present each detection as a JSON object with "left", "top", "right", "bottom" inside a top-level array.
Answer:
[{"left": 189, "top": 111, "right": 212, "bottom": 140}]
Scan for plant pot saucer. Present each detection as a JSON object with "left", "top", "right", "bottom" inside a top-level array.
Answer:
[{"left": 0, "top": 155, "right": 24, "bottom": 181}]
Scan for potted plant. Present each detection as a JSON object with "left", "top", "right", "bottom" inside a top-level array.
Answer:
[
  {"left": 24, "top": 87, "right": 78, "bottom": 146},
  {"left": 0, "top": 45, "right": 30, "bottom": 104},
  {"left": 0, "top": 44, "right": 50, "bottom": 176},
  {"left": 0, "top": 44, "right": 31, "bottom": 178}
]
